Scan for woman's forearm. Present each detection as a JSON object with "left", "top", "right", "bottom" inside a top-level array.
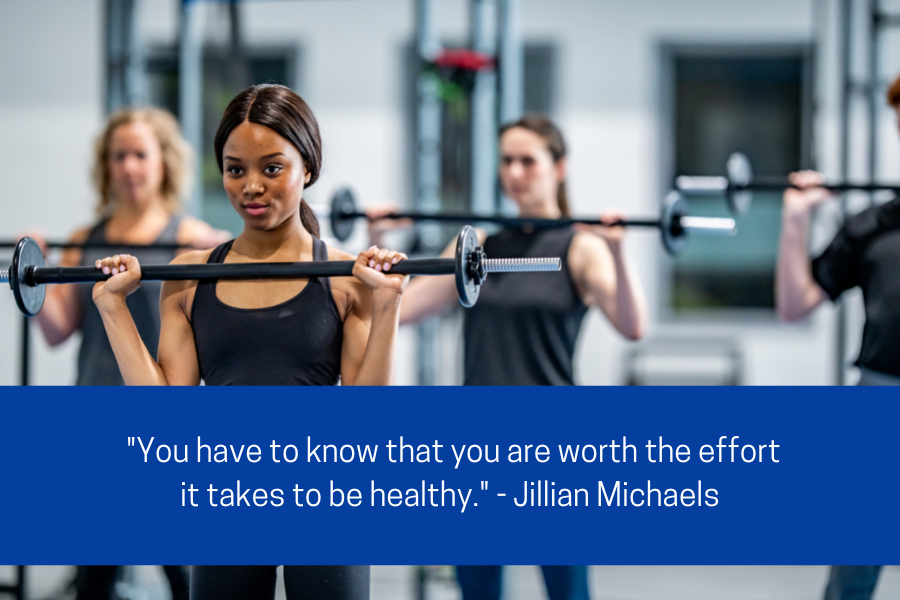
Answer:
[
  {"left": 397, "top": 276, "right": 458, "bottom": 325},
  {"left": 35, "top": 287, "right": 80, "bottom": 346},
  {"left": 776, "top": 207, "right": 824, "bottom": 321},
  {"left": 609, "top": 245, "right": 648, "bottom": 340},
  {"left": 96, "top": 297, "right": 169, "bottom": 385},
  {"left": 350, "top": 292, "right": 402, "bottom": 385}
]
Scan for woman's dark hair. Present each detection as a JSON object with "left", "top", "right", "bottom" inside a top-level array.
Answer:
[
  {"left": 499, "top": 114, "right": 570, "bottom": 217},
  {"left": 215, "top": 84, "right": 322, "bottom": 237}
]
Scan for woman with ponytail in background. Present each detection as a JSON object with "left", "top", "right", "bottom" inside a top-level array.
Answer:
[
  {"left": 368, "top": 114, "right": 648, "bottom": 599},
  {"left": 370, "top": 114, "right": 647, "bottom": 387}
]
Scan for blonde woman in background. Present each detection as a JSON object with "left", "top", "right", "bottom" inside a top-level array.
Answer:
[{"left": 28, "top": 107, "right": 230, "bottom": 386}]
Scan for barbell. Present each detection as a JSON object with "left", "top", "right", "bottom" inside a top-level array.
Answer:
[
  {"left": 327, "top": 189, "right": 736, "bottom": 256},
  {"left": 1, "top": 226, "right": 560, "bottom": 317},
  {"left": 675, "top": 152, "right": 900, "bottom": 215}
]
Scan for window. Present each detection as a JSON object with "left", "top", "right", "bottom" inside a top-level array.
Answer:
[{"left": 663, "top": 46, "right": 813, "bottom": 311}]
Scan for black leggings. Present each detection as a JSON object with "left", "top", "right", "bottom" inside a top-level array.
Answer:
[
  {"left": 456, "top": 566, "right": 589, "bottom": 600},
  {"left": 190, "top": 566, "right": 370, "bottom": 600}
]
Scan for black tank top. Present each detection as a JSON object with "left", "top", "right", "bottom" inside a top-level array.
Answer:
[
  {"left": 77, "top": 216, "right": 182, "bottom": 386},
  {"left": 812, "top": 197, "right": 900, "bottom": 376},
  {"left": 190, "top": 237, "right": 344, "bottom": 386},
  {"left": 463, "top": 227, "right": 588, "bottom": 385}
]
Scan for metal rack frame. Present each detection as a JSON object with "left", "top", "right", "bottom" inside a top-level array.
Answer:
[{"left": 833, "top": 0, "right": 900, "bottom": 385}]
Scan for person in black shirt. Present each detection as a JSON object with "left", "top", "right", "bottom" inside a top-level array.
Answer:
[
  {"left": 776, "top": 74, "right": 900, "bottom": 600},
  {"left": 369, "top": 114, "right": 648, "bottom": 600},
  {"left": 776, "top": 73, "right": 900, "bottom": 385}
]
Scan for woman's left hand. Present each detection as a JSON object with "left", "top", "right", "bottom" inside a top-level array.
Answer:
[
  {"left": 574, "top": 210, "right": 627, "bottom": 250},
  {"left": 352, "top": 246, "right": 410, "bottom": 296}
]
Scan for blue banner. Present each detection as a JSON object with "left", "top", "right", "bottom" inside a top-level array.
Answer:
[{"left": 0, "top": 387, "right": 897, "bottom": 565}]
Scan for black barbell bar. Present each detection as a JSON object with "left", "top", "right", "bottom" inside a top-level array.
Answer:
[
  {"left": 675, "top": 152, "right": 900, "bottom": 215},
  {"left": 1, "top": 226, "right": 560, "bottom": 317},
  {"left": 326, "top": 189, "right": 736, "bottom": 256},
  {"left": 0, "top": 240, "right": 193, "bottom": 387}
]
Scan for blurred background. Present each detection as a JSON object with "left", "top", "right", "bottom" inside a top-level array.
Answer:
[
  {"left": 3, "top": 565, "right": 900, "bottom": 600},
  {"left": 1, "top": 0, "right": 899, "bottom": 386}
]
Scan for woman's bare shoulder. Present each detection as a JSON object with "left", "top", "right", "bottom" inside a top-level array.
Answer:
[
  {"left": 170, "top": 249, "right": 214, "bottom": 265},
  {"left": 323, "top": 245, "right": 367, "bottom": 311},
  {"left": 325, "top": 244, "right": 356, "bottom": 262},
  {"left": 68, "top": 226, "right": 93, "bottom": 244},
  {"left": 160, "top": 250, "right": 214, "bottom": 301},
  {"left": 176, "top": 215, "right": 216, "bottom": 238}
]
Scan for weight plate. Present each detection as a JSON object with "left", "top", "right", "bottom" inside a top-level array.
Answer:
[
  {"left": 454, "top": 225, "right": 479, "bottom": 307},
  {"left": 726, "top": 152, "right": 753, "bottom": 215},
  {"left": 330, "top": 188, "right": 358, "bottom": 242},
  {"left": 11, "top": 237, "right": 46, "bottom": 317},
  {"left": 660, "top": 191, "right": 689, "bottom": 257}
]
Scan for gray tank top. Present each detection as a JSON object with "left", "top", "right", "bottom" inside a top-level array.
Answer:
[{"left": 76, "top": 216, "right": 182, "bottom": 385}]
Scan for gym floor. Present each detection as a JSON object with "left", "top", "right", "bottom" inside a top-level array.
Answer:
[{"left": 4, "top": 566, "right": 900, "bottom": 600}]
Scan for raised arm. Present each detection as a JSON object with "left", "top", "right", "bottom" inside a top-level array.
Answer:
[
  {"left": 366, "top": 205, "right": 480, "bottom": 325},
  {"left": 570, "top": 214, "right": 648, "bottom": 340},
  {"left": 339, "top": 247, "right": 409, "bottom": 386},
  {"left": 92, "top": 252, "right": 204, "bottom": 385},
  {"left": 398, "top": 232, "right": 487, "bottom": 324},
  {"left": 776, "top": 171, "right": 830, "bottom": 322}
]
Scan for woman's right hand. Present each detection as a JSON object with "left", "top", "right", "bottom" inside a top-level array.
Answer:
[
  {"left": 92, "top": 254, "right": 142, "bottom": 310},
  {"left": 366, "top": 204, "right": 412, "bottom": 247},
  {"left": 574, "top": 210, "right": 628, "bottom": 251},
  {"left": 784, "top": 171, "right": 832, "bottom": 215},
  {"left": 352, "top": 246, "right": 409, "bottom": 298}
]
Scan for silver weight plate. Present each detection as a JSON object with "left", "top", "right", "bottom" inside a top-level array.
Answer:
[
  {"left": 660, "top": 192, "right": 689, "bottom": 257},
  {"left": 330, "top": 188, "right": 358, "bottom": 242},
  {"left": 454, "top": 225, "right": 479, "bottom": 307},
  {"left": 11, "top": 237, "right": 46, "bottom": 317},
  {"left": 726, "top": 152, "right": 753, "bottom": 215}
]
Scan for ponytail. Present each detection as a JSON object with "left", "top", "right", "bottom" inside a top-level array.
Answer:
[
  {"left": 557, "top": 180, "right": 570, "bottom": 217},
  {"left": 299, "top": 199, "right": 320, "bottom": 238}
]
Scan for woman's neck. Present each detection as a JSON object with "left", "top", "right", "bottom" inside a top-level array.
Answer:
[
  {"left": 517, "top": 199, "right": 562, "bottom": 219},
  {"left": 234, "top": 214, "right": 313, "bottom": 260}
]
